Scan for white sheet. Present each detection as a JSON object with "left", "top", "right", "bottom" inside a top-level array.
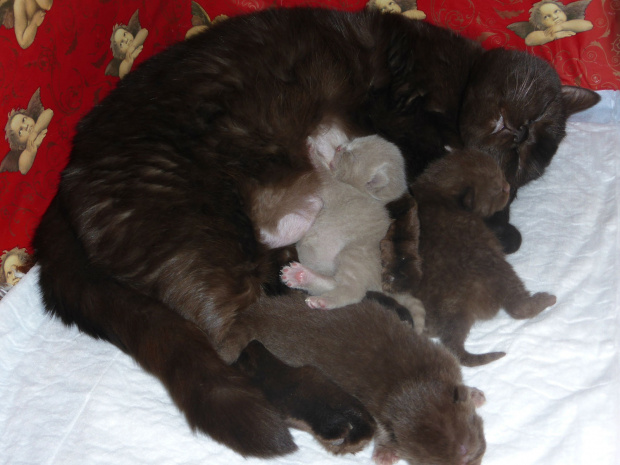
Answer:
[{"left": 1, "top": 91, "right": 619, "bottom": 465}]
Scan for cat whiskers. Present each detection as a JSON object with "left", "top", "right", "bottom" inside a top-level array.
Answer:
[{"left": 509, "top": 64, "right": 539, "bottom": 107}]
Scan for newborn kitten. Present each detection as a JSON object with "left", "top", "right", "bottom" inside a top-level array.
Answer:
[
  {"left": 220, "top": 293, "right": 487, "bottom": 465},
  {"left": 281, "top": 128, "right": 409, "bottom": 310},
  {"left": 411, "top": 149, "right": 557, "bottom": 366}
]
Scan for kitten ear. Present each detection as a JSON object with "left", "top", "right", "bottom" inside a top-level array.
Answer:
[
  {"left": 454, "top": 385, "right": 486, "bottom": 407},
  {"left": 367, "top": 162, "right": 395, "bottom": 201},
  {"left": 561, "top": 86, "right": 600, "bottom": 116},
  {"left": 460, "top": 186, "right": 476, "bottom": 211}
]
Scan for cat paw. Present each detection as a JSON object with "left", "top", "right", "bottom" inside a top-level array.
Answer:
[
  {"left": 499, "top": 223, "right": 522, "bottom": 254},
  {"left": 509, "top": 292, "right": 556, "bottom": 319},
  {"left": 305, "top": 296, "right": 330, "bottom": 309},
  {"left": 372, "top": 444, "right": 400, "bottom": 465},
  {"left": 469, "top": 387, "right": 486, "bottom": 407},
  {"left": 281, "top": 262, "right": 308, "bottom": 288}
]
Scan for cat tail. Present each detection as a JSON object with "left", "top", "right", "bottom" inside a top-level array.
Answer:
[
  {"left": 458, "top": 350, "right": 506, "bottom": 368},
  {"left": 33, "top": 197, "right": 297, "bottom": 458}
]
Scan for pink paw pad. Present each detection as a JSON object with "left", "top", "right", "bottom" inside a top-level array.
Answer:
[
  {"left": 305, "top": 296, "right": 328, "bottom": 309},
  {"left": 281, "top": 262, "right": 307, "bottom": 288},
  {"left": 372, "top": 447, "right": 400, "bottom": 465}
]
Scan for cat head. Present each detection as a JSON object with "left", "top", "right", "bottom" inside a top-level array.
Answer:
[
  {"left": 380, "top": 381, "right": 486, "bottom": 465},
  {"left": 332, "top": 134, "right": 408, "bottom": 202},
  {"left": 459, "top": 49, "right": 600, "bottom": 193},
  {"left": 414, "top": 149, "right": 510, "bottom": 218}
]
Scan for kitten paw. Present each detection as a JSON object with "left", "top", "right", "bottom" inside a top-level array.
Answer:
[
  {"left": 281, "top": 262, "right": 308, "bottom": 288},
  {"left": 469, "top": 387, "right": 486, "bottom": 407},
  {"left": 509, "top": 292, "right": 556, "bottom": 319},
  {"left": 372, "top": 444, "right": 400, "bottom": 465},
  {"left": 305, "top": 296, "right": 330, "bottom": 309}
]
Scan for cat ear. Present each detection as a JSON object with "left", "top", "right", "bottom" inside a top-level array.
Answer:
[
  {"left": 561, "top": 86, "right": 601, "bottom": 116},
  {"left": 454, "top": 385, "right": 486, "bottom": 407},
  {"left": 460, "top": 186, "right": 476, "bottom": 211},
  {"left": 366, "top": 162, "right": 393, "bottom": 201}
]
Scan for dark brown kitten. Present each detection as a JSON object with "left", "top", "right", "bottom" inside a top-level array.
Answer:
[
  {"left": 411, "top": 149, "right": 557, "bottom": 366},
  {"left": 220, "top": 294, "right": 487, "bottom": 465},
  {"left": 33, "top": 7, "right": 596, "bottom": 457}
]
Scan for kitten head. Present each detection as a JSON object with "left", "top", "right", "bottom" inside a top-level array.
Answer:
[
  {"left": 459, "top": 49, "right": 600, "bottom": 192},
  {"left": 332, "top": 135, "right": 408, "bottom": 203},
  {"left": 380, "top": 381, "right": 486, "bottom": 465},
  {"left": 416, "top": 149, "right": 510, "bottom": 218}
]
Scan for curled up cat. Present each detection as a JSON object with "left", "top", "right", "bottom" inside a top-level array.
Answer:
[{"left": 409, "top": 149, "right": 557, "bottom": 366}]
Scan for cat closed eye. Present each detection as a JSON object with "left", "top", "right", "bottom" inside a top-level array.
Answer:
[{"left": 491, "top": 115, "right": 506, "bottom": 135}]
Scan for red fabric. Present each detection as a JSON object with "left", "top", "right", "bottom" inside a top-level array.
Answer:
[
  {"left": 0, "top": 0, "right": 617, "bottom": 255},
  {"left": 420, "top": 0, "right": 619, "bottom": 90}
]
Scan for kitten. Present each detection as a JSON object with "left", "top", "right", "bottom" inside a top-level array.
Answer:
[
  {"left": 34, "top": 7, "right": 597, "bottom": 457},
  {"left": 410, "top": 149, "right": 557, "bottom": 366},
  {"left": 219, "top": 293, "right": 487, "bottom": 465},
  {"left": 280, "top": 129, "right": 408, "bottom": 310}
]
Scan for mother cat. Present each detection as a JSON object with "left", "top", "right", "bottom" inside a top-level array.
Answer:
[{"left": 33, "top": 6, "right": 598, "bottom": 460}]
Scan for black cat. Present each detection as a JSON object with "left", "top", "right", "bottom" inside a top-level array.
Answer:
[{"left": 33, "top": 7, "right": 599, "bottom": 458}]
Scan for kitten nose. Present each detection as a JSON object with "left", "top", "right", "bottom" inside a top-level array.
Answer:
[{"left": 514, "top": 125, "right": 529, "bottom": 144}]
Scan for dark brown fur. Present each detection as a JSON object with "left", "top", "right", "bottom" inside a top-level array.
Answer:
[
  {"left": 220, "top": 294, "right": 487, "bottom": 465},
  {"left": 381, "top": 194, "right": 423, "bottom": 295},
  {"left": 33, "top": 7, "right": 597, "bottom": 458},
  {"left": 411, "top": 150, "right": 557, "bottom": 366},
  {"left": 231, "top": 340, "right": 377, "bottom": 455}
]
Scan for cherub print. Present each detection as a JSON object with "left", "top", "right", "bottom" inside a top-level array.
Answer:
[
  {"left": 365, "top": 0, "right": 426, "bottom": 20},
  {"left": 0, "top": 0, "right": 53, "bottom": 49},
  {"left": 508, "top": 0, "right": 593, "bottom": 46},
  {"left": 2, "top": 88, "right": 54, "bottom": 175},
  {"left": 0, "top": 247, "right": 33, "bottom": 300},
  {"left": 185, "top": 1, "right": 228, "bottom": 39},
  {"left": 105, "top": 9, "right": 148, "bottom": 79}
]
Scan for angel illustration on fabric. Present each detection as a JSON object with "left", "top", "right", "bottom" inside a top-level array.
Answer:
[
  {"left": 185, "top": 1, "right": 228, "bottom": 40},
  {"left": 507, "top": 0, "right": 593, "bottom": 46},
  {"left": 2, "top": 88, "right": 54, "bottom": 175},
  {"left": 0, "top": 0, "right": 53, "bottom": 49},
  {"left": 366, "top": 0, "right": 426, "bottom": 20},
  {"left": 0, "top": 247, "right": 33, "bottom": 300},
  {"left": 105, "top": 9, "right": 148, "bottom": 79}
]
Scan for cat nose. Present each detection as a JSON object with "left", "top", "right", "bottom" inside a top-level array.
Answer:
[{"left": 514, "top": 125, "right": 529, "bottom": 144}]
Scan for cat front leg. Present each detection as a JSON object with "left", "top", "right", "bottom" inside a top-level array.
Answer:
[
  {"left": 281, "top": 261, "right": 336, "bottom": 295},
  {"left": 371, "top": 426, "right": 401, "bottom": 465}
]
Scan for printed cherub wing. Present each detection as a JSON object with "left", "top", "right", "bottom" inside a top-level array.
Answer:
[
  {"left": 507, "top": 21, "right": 535, "bottom": 39},
  {"left": 564, "top": 0, "right": 592, "bottom": 20},
  {"left": 0, "top": 150, "right": 21, "bottom": 173},
  {"left": 191, "top": 1, "right": 212, "bottom": 27},
  {"left": 26, "top": 88, "right": 44, "bottom": 120},
  {"left": 399, "top": 0, "right": 419, "bottom": 11},
  {"left": 127, "top": 9, "right": 142, "bottom": 36}
]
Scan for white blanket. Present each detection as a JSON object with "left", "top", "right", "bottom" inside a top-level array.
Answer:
[{"left": 1, "top": 91, "right": 619, "bottom": 465}]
